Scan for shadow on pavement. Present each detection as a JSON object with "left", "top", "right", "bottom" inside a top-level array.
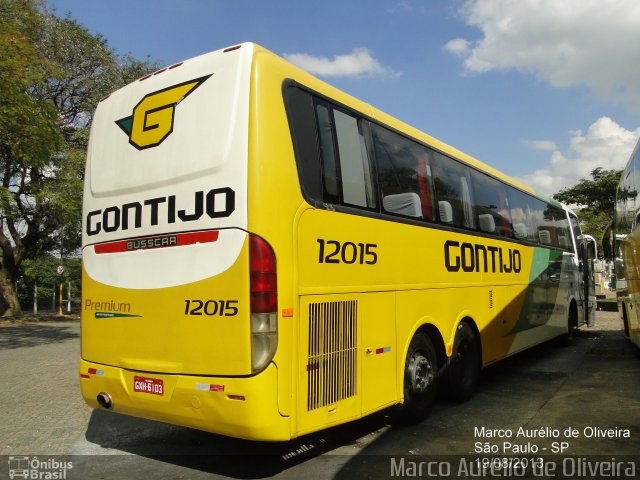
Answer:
[
  {"left": 82, "top": 406, "right": 393, "bottom": 478},
  {"left": 77, "top": 325, "right": 638, "bottom": 479},
  {"left": 0, "top": 322, "right": 79, "bottom": 349},
  {"left": 333, "top": 327, "right": 640, "bottom": 479}
]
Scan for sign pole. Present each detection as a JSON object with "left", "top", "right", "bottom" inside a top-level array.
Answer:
[{"left": 57, "top": 265, "right": 64, "bottom": 316}]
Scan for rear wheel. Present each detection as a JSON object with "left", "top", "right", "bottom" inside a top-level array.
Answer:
[
  {"left": 397, "top": 332, "right": 438, "bottom": 424},
  {"left": 442, "top": 322, "right": 480, "bottom": 402}
]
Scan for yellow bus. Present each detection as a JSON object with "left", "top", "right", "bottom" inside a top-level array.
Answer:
[
  {"left": 607, "top": 136, "right": 640, "bottom": 353},
  {"left": 80, "top": 43, "right": 595, "bottom": 441}
]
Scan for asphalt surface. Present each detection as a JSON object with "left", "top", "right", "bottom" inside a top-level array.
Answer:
[{"left": 0, "top": 310, "right": 639, "bottom": 479}]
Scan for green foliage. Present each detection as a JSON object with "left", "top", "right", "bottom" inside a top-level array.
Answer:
[
  {"left": 0, "top": 0, "right": 158, "bottom": 315},
  {"left": 0, "top": 0, "right": 61, "bottom": 166},
  {"left": 18, "top": 255, "right": 81, "bottom": 312},
  {"left": 553, "top": 168, "right": 622, "bottom": 218},
  {"left": 553, "top": 168, "right": 623, "bottom": 255}
]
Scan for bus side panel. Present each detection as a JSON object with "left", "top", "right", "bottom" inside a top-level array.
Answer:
[
  {"left": 501, "top": 248, "right": 575, "bottom": 355},
  {"left": 295, "top": 206, "right": 574, "bottom": 367},
  {"left": 294, "top": 292, "right": 396, "bottom": 437},
  {"left": 248, "top": 49, "right": 319, "bottom": 419},
  {"left": 622, "top": 226, "right": 640, "bottom": 348},
  {"left": 394, "top": 284, "right": 527, "bottom": 370},
  {"left": 629, "top": 298, "right": 640, "bottom": 348},
  {"left": 615, "top": 141, "right": 640, "bottom": 349}
]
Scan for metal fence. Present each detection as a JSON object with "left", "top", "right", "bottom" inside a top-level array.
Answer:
[{"left": 17, "top": 281, "right": 81, "bottom": 315}]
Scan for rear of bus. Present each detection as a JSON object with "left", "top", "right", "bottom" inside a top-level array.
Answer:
[{"left": 80, "top": 44, "right": 290, "bottom": 440}]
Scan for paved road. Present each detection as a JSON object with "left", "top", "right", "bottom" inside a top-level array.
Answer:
[
  {"left": 1, "top": 312, "right": 639, "bottom": 479},
  {"left": 0, "top": 321, "right": 90, "bottom": 455}
]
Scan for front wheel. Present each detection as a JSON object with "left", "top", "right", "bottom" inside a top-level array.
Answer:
[{"left": 396, "top": 332, "right": 438, "bottom": 424}]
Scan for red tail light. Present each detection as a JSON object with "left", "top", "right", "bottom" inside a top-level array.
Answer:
[{"left": 249, "top": 235, "right": 277, "bottom": 313}]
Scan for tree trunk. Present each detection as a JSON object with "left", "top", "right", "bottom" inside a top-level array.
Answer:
[{"left": 0, "top": 267, "right": 22, "bottom": 317}]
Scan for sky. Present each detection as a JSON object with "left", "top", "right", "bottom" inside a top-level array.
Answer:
[{"left": 46, "top": 0, "right": 640, "bottom": 195}]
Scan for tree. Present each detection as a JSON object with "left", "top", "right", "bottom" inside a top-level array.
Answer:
[
  {"left": 0, "top": 1, "right": 158, "bottom": 316},
  {"left": 553, "top": 168, "right": 622, "bottom": 251},
  {"left": 0, "top": 0, "right": 59, "bottom": 315},
  {"left": 18, "top": 254, "right": 81, "bottom": 313},
  {"left": 553, "top": 168, "right": 621, "bottom": 216}
]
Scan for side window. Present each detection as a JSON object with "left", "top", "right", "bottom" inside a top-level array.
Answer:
[
  {"left": 551, "top": 207, "right": 572, "bottom": 251},
  {"left": 528, "top": 198, "right": 555, "bottom": 246},
  {"left": 315, "top": 103, "right": 339, "bottom": 203},
  {"left": 570, "top": 215, "right": 582, "bottom": 259},
  {"left": 617, "top": 179, "right": 629, "bottom": 235},
  {"left": 333, "top": 109, "right": 376, "bottom": 208},
  {"left": 431, "top": 152, "right": 475, "bottom": 229},
  {"left": 470, "top": 170, "right": 512, "bottom": 237},
  {"left": 285, "top": 84, "right": 564, "bottom": 245},
  {"left": 632, "top": 151, "right": 640, "bottom": 232},
  {"left": 313, "top": 101, "right": 376, "bottom": 209},
  {"left": 371, "top": 124, "right": 434, "bottom": 219},
  {"left": 283, "top": 87, "right": 323, "bottom": 202},
  {"left": 539, "top": 204, "right": 559, "bottom": 247},
  {"left": 508, "top": 188, "right": 536, "bottom": 243}
]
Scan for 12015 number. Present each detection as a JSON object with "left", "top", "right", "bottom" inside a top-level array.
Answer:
[
  {"left": 184, "top": 299, "right": 238, "bottom": 317},
  {"left": 317, "top": 239, "right": 378, "bottom": 265}
]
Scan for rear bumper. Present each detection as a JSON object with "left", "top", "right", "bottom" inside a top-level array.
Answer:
[{"left": 79, "top": 359, "right": 290, "bottom": 441}]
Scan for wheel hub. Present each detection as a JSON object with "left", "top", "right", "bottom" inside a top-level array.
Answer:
[{"left": 409, "top": 353, "right": 434, "bottom": 394}]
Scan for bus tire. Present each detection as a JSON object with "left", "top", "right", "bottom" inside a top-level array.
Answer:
[
  {"left": 622, "top": 303, "right": 630, "bottom": 338},
  {"left": 443, "top": 322, "right": 480, "bottom": 402},
  {"left": 559, "top": 302, "right": 578, "bottom": 347},
  {"left": 397, "top": 332, "right": 438, "bottom": 424}
]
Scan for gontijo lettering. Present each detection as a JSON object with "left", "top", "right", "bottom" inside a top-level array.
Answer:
[
  {"left": 85, "top": 187, "right": 235, "bottom": 236},
  {"left": 444, "top": 240, "right": 521, "bottom": 273}
]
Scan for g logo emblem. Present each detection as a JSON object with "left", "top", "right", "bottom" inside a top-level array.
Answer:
[{"left": 116, "top": 75, "right": 211, "bottom": 150}]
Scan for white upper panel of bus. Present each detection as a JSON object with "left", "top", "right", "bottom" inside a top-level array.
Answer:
[
  {"left": 82, "top": 44, "right": 253, "bottom": 289},
  {"left": 88, "top": 44, "right": 252, "bottom": 197}
]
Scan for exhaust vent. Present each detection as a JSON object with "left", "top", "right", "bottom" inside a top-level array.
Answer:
[{"left": 307, "top": 300, "right": 357, "bottom": 411}]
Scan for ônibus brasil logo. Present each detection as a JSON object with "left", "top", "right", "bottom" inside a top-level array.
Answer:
[{"left": 115, "top": 74, "right": 211, "bottom": 150}]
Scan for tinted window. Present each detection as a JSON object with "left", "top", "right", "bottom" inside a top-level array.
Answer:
[
  {"left": 471, "top": 170, "right": 512, "bottom": 237},
  {"left": 283, "top": 87, "right": 323, "bottom": 202},
  {"left": 531, "top": 201, "right": 561, "bottom": 247},
  {"left": 632, "top": 150, "right": 640, "bottom": 232},
  {"left": 618, "top": 166, "right": 637, "bottom": 235},
  {"left": 508, "top": 187, "right": 537, "bottom": 243},
  {"left": 372, "top": 125, "right": 434, "bottom": 219},
  {"left": 431, "top": 152, "right": 475, "bottom": 229},
  {"left": 334, "top": 110, "right": 375, "bottom": 208},
  {"left": 285, "top": 85, "right": 568, "bottom": 248},
  {"left": 570, "top": 215, "right": 582, "bottom": 259},
  {"left": 315, "top": 102, "right": 340, "bottom": 204},
  {"left": 550, "top": 206, "right": 572, "bottom": 251}
]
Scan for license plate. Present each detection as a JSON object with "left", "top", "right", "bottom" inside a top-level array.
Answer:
[{"left": 133, "top": 375, "right": 164, "bottom": 395}]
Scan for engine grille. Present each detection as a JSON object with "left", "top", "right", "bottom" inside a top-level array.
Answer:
[{"left": 307, "top": 300, "right": 357, "bottom": 411}]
